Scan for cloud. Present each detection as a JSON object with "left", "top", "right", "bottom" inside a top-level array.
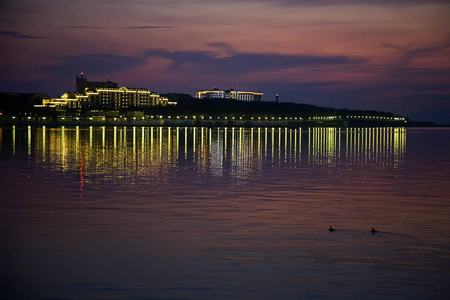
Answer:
[
  {"left": 42, "top": 53, "right": 141, "bottom": 78},
  {"left": 382, "top": 39, "right": 450, "bottom": 66},
  {"left": 224, "top": 0, "right": 449, "bottom": 6},
  {"left": 64, "top": 25, "right": 175, "bottom": 30},
  {"left": 125, "top": 25, "right": 176, "bottom": 30},
  {"left": 145, "top": 49, "right": 367, "bottom": 75},
  {"left": 0, "top": 30, "right": 45, "bottom": 39},
  {"left": 63, "top": 26, "right": 105, "bottom": 29}
]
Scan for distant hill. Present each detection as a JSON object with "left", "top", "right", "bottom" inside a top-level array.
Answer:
[{"left": 159, "top": 93, "right": 403, "bottom": 119}]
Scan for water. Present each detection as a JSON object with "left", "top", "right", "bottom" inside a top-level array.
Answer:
[{"left": 1, "top": 126, "right": 449, "bottom": 299}]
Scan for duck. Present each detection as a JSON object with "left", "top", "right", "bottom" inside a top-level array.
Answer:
[
  {"left": 371, "top": 227, "right": 377, "bottom": 233},
  {"left": 329, "top": 226, "right": 336, "bottom": 232}
]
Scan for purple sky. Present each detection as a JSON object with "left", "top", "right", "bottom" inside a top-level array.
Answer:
[{"left": 1, "top": 0, "right": 449, "bottom": 123}]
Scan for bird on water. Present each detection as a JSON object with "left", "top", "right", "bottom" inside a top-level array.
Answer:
[
  {"left": 371, "top": 227, "right": 377, "bottom": 233},
  {"left": 329, "top": 226, "right": 336, "bottom": 232}
]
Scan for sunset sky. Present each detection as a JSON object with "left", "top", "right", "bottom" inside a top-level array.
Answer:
[{"left": 1, "top": 0, "right": 449, "bottom": 123}]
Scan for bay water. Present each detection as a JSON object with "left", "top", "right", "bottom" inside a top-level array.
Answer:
[{"left": 1, "top": 126, "right": 449, "bottom": 299}]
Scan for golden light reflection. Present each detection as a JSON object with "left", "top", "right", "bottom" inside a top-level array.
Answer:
[
  {"left": 10, "top": 126, "right": 406, "bottom": 186},
  {"left": 80, "top": 154, "right": 84, "bottom": 210},
  {"left": 27, "top": 125, "right": 31, "bottom": 156},
  {"left": 12, "top": 126, "right": 15, "bottom": 155}
]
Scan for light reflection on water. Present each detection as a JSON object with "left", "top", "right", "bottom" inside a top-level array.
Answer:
[
  {"left": 1, "top": 126, "right": 449, "bottom": 300},
  {"left": 8, "top": 126, "right": 406, "bottom": 184}
]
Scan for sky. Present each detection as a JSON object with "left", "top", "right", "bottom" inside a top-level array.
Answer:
[{"left": 0, "top": 0, "right": 449, "bottom": 123}]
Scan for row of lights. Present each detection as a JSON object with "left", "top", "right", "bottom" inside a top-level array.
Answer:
[
  {"left": 8, "top": 115, "right": 406, "bottom": 122},
  {"left": 310, "top": 116, "right": 406, "bottom": 121},
  {"left": 106, "top": 115, "right": 306, "bottom": 121},
  {"left": 345, "top": 116, "right": 406, "bottom": 121}
]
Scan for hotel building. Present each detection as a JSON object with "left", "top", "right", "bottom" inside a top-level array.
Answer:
[
  {"left": 37, "top": 74, "right": 172, "bottom": 110},
  {"left": 196, "top": 88, "right": 263, "bottom": 102}
]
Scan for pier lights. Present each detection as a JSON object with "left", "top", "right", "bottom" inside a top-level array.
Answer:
[
  {"left": 232, "top": 117, "right": 235, "bottom": 120},
  {"left": 201, "top": 116, "right": 204, "bottom": 119},
  {"left": 209, "top": 116, "right": 212, "bottom": 119},
  {"left": 240, "top": 117, "right": 242, "bottom": 120},
  {"left": 224, "top": 117, "right": 227, "bottom": 120},
  {"left": 76, "top": 117, "right": 79, "bottom": 120},
  {"left": 141, "top": 117, "right": 145, "bottom": 120},
  {"left": 133, "top": 117, "right": 136, "bottom": 120},
  {"left": 114, "top": 117, "right": 117, "bottom": 121}
]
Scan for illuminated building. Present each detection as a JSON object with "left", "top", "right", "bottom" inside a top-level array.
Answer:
[
  {"left": 196, "top": 87, "right": 263, "bottom": 102},
  {"left": 36, "top": 74, "right": 172, "bottom": 110}
]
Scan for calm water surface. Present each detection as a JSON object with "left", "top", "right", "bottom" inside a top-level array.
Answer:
[{"left": 1, "top": 126, "right": 449, "bottom": 299}]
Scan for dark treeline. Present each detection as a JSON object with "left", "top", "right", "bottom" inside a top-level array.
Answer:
[{"left": 0, "top": 93, "right": 49, "bottom": 114}]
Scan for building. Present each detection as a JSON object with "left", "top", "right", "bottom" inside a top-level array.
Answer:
[
  {"left": 76, "top": 73, "right": 117, "bottom": 93},
  {"left": 37, "top": 75, "right": 172, "bottom": 110},
  {"left": 196, "top": 88, "right": 263, "bottom": 102}
]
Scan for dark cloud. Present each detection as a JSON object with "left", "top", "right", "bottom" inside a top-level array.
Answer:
[
  {"left": 207, "top": 42, "right": 237, "bottom": 55},
  {"left": 146, "top": 49, "right": 366, "bottom": 74},
  {"left": 382, "top": 39, "right": 450, "bottom": 67},
  {"left": 228, "top": 0, "right": 448, "bottom": 6},
  {"left": 64, "top": 25, "right": 175, "bottom": 30},
  {"left": 64, "top": 26, "right": 105, "bottom": 29},
  {"left": 125, "top": 25, "right": 176, "bottom": 29},
  {"left": 42, "top": 53, "right": 141, "bottom": 78},
  {"left": 0, "top": 30, "right": 45, "bottom": 39}
]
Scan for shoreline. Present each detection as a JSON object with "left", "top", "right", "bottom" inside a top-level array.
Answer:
[{"left": 0, "top": 119, "right": 412, "bottom": 128}]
